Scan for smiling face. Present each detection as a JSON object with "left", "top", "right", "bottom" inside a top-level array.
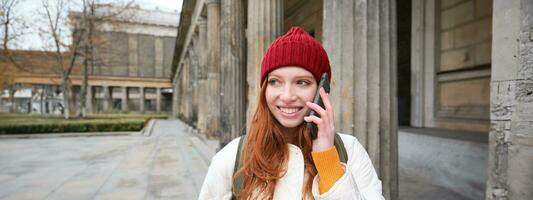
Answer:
[{"left": 265, "top": 66, "right": 318, "bottom": 131}]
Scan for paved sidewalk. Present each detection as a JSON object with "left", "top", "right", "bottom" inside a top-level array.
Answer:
[
  {"left": 0, "top": 120, "right": 210, "bottom": 200},
  {"left": 0, "top": 119, "right": 473, "bottom": 200}
]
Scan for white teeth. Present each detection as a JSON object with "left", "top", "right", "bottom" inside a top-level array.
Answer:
[{"left": 279, "top": 107, "right": 300, "bottom": 114}]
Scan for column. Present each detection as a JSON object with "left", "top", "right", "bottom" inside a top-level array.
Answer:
[
  {"left": 183, "top": 57, "right": 191, "bottom": 121},
  {"left": 174, "top": 62, "right": 185, "bottom": 118},
  {"left": 102, "top": 86, "right": 111, "bottom": 113},
  {"left": 220, "top": 0, "right": 246, "bottom": 145},
  {"left": 172, "top": 77, "right": 180, "bottom": 117},
  {"left": 206, "top": 0, "right": 221, "bottom": 139},
  {"left": 322, "top": 0, "right": 398, "bottom": 199},
  {"left": 410, "top": 0, "right": 436, "bottom": 127},
  {"left": 246, "top": 0, "right": 283, "bottom": 131},
  {"left": 195, "top": 17, "right": 209, "bottom": 135},
  {"left": 178, "top": 63, "right": 187, "bottom": 119},
  {"left": 122, "top": 86, "right": 129, "bottom": 112},
  {"left": 156, "top": 87, "right": 161, "bottom": 113},
  {"left": 139, "top": 87, "right": 145, "bottom": 113},
  {"left": 189, "top": 46, "right": 199, "bottom": 123},
  {"left": 86, "top": 85, "right": 93, "bottom": 114},
  {"left": 487, "top": 0, "right": 533, "bottom": 199}
]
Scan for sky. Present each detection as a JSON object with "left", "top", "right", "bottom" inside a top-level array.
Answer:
[{"left": 9, "top": 0, "right": 183, "bottom": 50}]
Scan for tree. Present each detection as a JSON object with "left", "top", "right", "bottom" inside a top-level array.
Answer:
[
  {"left": 2, "top": 0, "right": 135, "bottom": 117},
  {"left": 73, "top": 0, "right": 135, "bottom": 118},
  {"left": 39, "top": 0, "right": 84, "bottom": 119},
  {"left": 1, "top": 0, "right": 31, "bottom": 112}
]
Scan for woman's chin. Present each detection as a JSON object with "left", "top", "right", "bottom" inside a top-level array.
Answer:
[{"left": 278, "top": 119, "right": 304, "bottom": 128}]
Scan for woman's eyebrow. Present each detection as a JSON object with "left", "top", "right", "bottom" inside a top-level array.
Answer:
[
  {"left": 267, "top": 74, "right": 281, "bottom": 79},
  {"left": 268, "top": 74, "right": 313, "bottom": 79},
  {"left": 294, "top": 75, "right": 314, "bottom": 79}
]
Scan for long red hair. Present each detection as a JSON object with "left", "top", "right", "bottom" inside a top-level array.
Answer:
[{"left": 233, "top": 81, "right": 317, "bottom": 199}]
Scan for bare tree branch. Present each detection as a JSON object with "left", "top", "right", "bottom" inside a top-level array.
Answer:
[{"left": 0, "top": 0, "right": 33, "bottom": 72}]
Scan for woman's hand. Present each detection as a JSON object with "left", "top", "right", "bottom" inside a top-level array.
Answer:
[{"left": 304, "top": 87, "right": 335, "bottom": 152}]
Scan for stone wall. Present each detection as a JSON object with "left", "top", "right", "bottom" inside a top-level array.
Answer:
[
  {"left": 434, "top": 0, "right": 492, "bottom": 132},
  {"left": 411, "top": 0, "right": 493, "bottom": 133},
  {"left": 138, "top": 34, "right": 156, "bottom": 77},
  {"left": 90, "top": 31, "right": 176, "bottom": 79},
  {"left": 439, "top": 0, "right": 492, "bottom": 70},
  {"left": 487, "top": 0, "right": 533, "bottom": 199}
]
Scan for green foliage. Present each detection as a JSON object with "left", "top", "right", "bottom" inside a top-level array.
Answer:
[{"left": 0, "top": 113, "right": 167, "bottom": 134}]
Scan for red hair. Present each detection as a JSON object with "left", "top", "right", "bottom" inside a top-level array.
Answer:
[{"left": 233, "top": 81, "right": 317, "bottom": 199}]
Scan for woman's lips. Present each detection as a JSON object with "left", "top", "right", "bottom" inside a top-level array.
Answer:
[{"left": 277, "top": 106, "right": 304, "bottom": 117}]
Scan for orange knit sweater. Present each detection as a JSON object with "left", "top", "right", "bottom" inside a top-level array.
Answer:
[{"left": 311, "top": 146, "right": 345, "bottom": 194}]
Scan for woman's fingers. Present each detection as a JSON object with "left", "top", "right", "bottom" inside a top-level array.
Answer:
[
  {"left": 309, "top": 88, "right": 336, "bottom": 151},
  {"left": 304, "top": 115, "right": 323, "bottom": 125},
  {"left": 319, "top": 87, "right": 334, "bottom": 122},
  {"left": 306, "top": 101, "right": 327, "bottom": 118}
]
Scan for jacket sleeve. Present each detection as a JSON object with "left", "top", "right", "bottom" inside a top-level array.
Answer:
[
  {"left": 311, "top": 135, "right": 385, "bottom": 200},
  {"left": 198, "top": 138, "right": 239, "bottom": 200}
]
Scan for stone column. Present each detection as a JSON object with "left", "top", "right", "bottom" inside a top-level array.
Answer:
[
  {"left": 139, "top": 87, "right": 145, "bottom": 113},
  {"left": 206, "top": 0, "right": 221, "bottom": 138},
  {"left": 178, "top": 64, "right": 186, "bottom": 119},
  {"left": 322, "top": 0, "right": 398, "bottom": 199},
  {"left": 181, "top": 57, "right": 191, "bottom": 121},
  {"left": 122, "top": 86, "right": 129, "bottom": 112},
  {"left": 173, "top": 63, "right": 184, "bottom": 118},
  {"left": 102, "top": 86, "right": 111, "bottom": 113},
  {"left": 172, "top": 77, "right": 180, "bottom": 117},
  {"left": 188, "top": 45, "right": 199, "bottom": 123},
  {"left": 246, "top": 0, "right": 283, "bottom": 130},
  {"left": 220, "top": 0, "right": 246, "bottom": 145},
  {"left": 196, "top": 17, "right": 209, "bottom": 135},
  {"left": 156, "top": 87, "right": 161, "bottom": 113},
  {"left": 487, "top": 0, "right": 533, "bottom": 199},
  {"left": 86, "top": 85, "right": 93, "bottom": 114},
  {"left": 410, "top": 0, "right": 436, "bottom": 128}
]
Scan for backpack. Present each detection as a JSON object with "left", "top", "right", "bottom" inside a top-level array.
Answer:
[{"left": 231, "top": 133, "right": 348, "bottom": 199}]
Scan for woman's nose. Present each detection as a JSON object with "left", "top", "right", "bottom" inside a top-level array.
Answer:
[{"left": 279, "top": 86, "right": 296, "bottom": 101}]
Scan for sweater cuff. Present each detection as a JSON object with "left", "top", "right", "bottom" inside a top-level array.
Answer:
[{"left": 311, "top": 146, "right": 345, "bottom": 194}]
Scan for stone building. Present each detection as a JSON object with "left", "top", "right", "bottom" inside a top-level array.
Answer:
[
  {"left": 171, "top": 0, "right": 533, "bottom": 199},
  {"left": 1, "top": 6, "right": 178, "bottom": 114}
]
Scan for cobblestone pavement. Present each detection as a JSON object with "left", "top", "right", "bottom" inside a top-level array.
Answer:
[{"left": 0, "top": 120, "right": 208, "bottom": 200}]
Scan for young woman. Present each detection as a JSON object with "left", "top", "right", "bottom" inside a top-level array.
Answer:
[{"left": 198, "top": 27, "right": 384, "bottom": 200}]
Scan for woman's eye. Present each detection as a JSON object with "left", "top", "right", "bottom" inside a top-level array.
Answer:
[
  {"left": 268, "top": 79, "right": 281, "bottom": 87},
  {"left": 296, "top": 80, "right": 310, "bottom": 86}
]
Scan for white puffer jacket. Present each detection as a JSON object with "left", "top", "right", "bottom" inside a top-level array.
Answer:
[{"left": 198, "top": 133, "right": 385, "bottom": 200}]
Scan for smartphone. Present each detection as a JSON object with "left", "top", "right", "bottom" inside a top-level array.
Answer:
[{"left": 306, "top": 73, "right": 330, "bottom": 140}]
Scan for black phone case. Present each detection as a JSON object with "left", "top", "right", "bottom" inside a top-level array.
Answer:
[{"left": 307, "top": 73, "right": 330, "bottom": 139}]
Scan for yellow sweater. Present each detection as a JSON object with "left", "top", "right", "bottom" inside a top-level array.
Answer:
[{"left": 311, "top": 146, "right": 345, "bottom": 194}]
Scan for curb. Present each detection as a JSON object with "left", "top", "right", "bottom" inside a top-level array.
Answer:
[
  {"left": 141, "top": 119, "right": 157, "bottom": 137},
  {"left": 183, "top": 123, "right": 219, "bottom": 165}
]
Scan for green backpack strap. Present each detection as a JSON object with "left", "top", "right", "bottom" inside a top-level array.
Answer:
[
  {"left": 334, "top": 133, "right": 348, "bottom": 163},
  {"left": 231, "top": 134, "right": 247, "bottom": 200},
  {"left": 231, "top": 133, "right": 347, "bottom": 199}
]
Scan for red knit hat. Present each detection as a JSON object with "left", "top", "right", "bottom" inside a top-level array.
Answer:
[{"left": 260, "top": 26, "right": 331, "bottom": 83}]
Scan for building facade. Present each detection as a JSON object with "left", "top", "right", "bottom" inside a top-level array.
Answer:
[
  {"left": 171, "top": 0, "right": 533, "bottom": 199},
  {"left": 1, "top": 6, "right": 179, "bottom": 115}
]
